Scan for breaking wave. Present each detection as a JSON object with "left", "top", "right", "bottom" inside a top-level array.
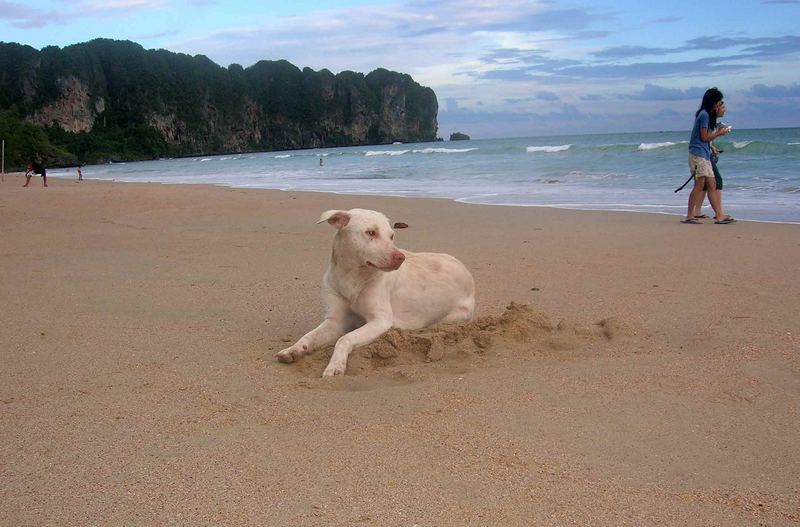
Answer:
[{"left": 526, "top": 145, "right": 572, "bottom": 153}]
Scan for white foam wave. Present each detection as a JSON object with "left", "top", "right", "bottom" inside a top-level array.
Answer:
[
  {"left": 733, "top": 141, "right": 753, "bottom": 149},
  {"left": 526, "top": 145, "right": 571, "bottom": 153},
  {"left": 413, "top": 148, "right": 478, "bottom": 154},
  {"left": 365, "top": 150, "right": 409, "bottom": 156},
  {"left": 637, "top": 142, "right": 675, "bottom": 151},
  {"left": 274, "top": 154, "right": 291, "bottom": 159}
]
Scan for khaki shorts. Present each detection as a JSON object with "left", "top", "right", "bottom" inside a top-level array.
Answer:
[{"left": 688, "top": 153, "right": 714, "bottom": 180}]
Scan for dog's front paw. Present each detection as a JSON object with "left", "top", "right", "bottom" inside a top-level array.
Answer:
[
  {"left": 276, "top": 344, "right": 306, "bottom": 363},
  {"left": 322, "top": 360, "right": 346, "bottom": 377}
]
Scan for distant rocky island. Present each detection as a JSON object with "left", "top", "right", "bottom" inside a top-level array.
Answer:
[
  {"left": 0, "top": 39, "right": 439, "bottom": 169},
  {"left": 449, "top": 132, "right": 470, "bottom": 141}
]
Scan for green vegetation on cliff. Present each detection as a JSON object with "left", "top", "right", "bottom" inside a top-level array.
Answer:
[{"left": 0, "top": 39, "right": 439, "bottom": 170}]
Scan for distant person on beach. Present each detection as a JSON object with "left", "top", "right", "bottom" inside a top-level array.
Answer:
[
  {"left": 23, "top": 161, "right": 47, "bottom": 187},
  {"left": 77, "top": 165, "right": 83, "bottom": 181},
  {"left": 319, "top": 157, "right": 324, "bottom": 166},
  {"left": 682, "top": 88, "right": 734, "bottom": 224}
]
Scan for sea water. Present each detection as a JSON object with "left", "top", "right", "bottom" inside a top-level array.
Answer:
[{"left": 48, "top": 128, "right": 800, "bottom": 224}]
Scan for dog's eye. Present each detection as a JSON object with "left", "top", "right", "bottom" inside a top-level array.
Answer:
[{"left": 366, "top": 230, "right": 377, "bottom": 237}]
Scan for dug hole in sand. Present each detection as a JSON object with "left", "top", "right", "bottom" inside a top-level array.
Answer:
[{"left": 286, "top": 302, "right": 638, "bottom": 390}]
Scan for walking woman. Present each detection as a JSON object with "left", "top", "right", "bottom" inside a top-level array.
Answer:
[{"left": 682, "top": 88, "right": 735, "bottom": 224}]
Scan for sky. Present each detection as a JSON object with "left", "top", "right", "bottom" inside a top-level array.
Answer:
[{"left": 1, "top": 0, "right": 799, "bottom": 139}]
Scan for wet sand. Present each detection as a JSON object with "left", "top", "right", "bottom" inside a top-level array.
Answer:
[{"left": 1, "top": 174, "right": 799, "bottom": 525}]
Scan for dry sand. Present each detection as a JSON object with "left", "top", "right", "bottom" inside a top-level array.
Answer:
[{"left": 1, "top": 174, "right": 799, "bottom": 526}]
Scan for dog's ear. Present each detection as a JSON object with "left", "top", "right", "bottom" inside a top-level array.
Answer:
[{"left": 318, "top": 210, "right": 351, "bottom": 229}]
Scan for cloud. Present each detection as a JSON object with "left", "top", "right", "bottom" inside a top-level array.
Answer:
[
  {"left": 78, "top": 0, "right": 167, "bottom": 15},
  {"left": 170, "top": 0, "right": 615, "bottom": 75},
  {"left": 535, "top": 90, "right": 559, "bottom": 101},
  {"left": 630, "top": 83, "right": 706, "bottom": 101},
  {"left": 478, "top": 68, "right": 537, "bottom": 82},
  {"left": 479, "top": 48, "right": 580, "bottom": 70},
  {"left": 0, "top": 0, "right": 170, "bottom": 28},
  {"left": 402, "top": 0, "right": 609, "bottom": 36},
  {"left": 81, "top": 0, "right": 167, "bottom": 12},
  {"left": 0, "top": 1, "right": 51, "bottom": 28},
  {"left": 739, "top": 35, "right": 800, "bottom": 58},
  {"left": 590, "top": 45, "right": 673, "bottom": 60},
  {"left": 653, "top": 16, "right": 680, "bottom": 24},
  {"left": 0, "top": 0, "right": 36, "bottom": 18},
  {"left": 473, "top": 32, "right": 798, "bottom": 89},
  {"left": 589, "top": 35, "right": 800, "bottom": 62},
  {"left": 749, "top": 83, "right": 800, "bottom": 97},
  {"left": 683, "top": 36, "right": 744, "bottom": 51},
  {"left": 476, "top": 56, "right": 756, "bottom": 85},
  {"left": 680, "top": 35, "right": 800, "bottom": 60},
  {"left": 653, "top": 107, "right": 683, "bottom": 120},
  {"left": 135, "top": 29, "right": 181, "bottom": 41},
  {"left": 483, "top": 6, "right": 605, "bottom": 34}
]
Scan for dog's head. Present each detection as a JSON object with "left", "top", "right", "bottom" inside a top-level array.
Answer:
[{"left": 318, "top": 209, "right": 406, "bottom": 271}]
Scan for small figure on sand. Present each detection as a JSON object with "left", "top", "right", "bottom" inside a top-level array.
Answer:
[
  {"left": 23, "top": 161, "right": 47, "bottom": 187},
  {"left": 77, "top": 165, "right": 83, "bottom": 181},
  {"left": 319, "top": 157, "right": 324, "bottom": 166}
]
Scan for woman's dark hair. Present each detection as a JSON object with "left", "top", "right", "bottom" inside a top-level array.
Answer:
[{"left": 696, "top": 87, "right": 723, "bottom": 130}]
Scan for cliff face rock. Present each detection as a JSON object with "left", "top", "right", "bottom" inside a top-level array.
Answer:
[
  {"left": 0, "top": 39, "right": 439, "bottom": 164},
  {"left": 27, "top": 76, "right": 105, "bottom": 132}
]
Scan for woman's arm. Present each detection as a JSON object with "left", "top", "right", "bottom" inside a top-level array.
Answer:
[{"left": 700, "top": 126, "right": 729, "bottom": 142}]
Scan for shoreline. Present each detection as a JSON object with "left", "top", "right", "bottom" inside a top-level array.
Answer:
[
  {"left": 24, "top": 172, "right": 800, "bottom": 226},
  {"left": 2, "top": 175, "right": 799, "bottom": 525}
]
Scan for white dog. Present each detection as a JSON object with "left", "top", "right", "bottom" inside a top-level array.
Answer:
[{"left": 277, "top": 208, "right": 475, "bottom": 377}]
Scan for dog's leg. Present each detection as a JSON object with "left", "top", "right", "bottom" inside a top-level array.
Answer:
[
  {"left": 276, "top": 316, "right": 350, "bottom": 363},
  {"left": 277, "top": 292, "right": 355, "bottom": 363},
  {"left": 322, "top": 318, "right": 392, "bottom": 377}
]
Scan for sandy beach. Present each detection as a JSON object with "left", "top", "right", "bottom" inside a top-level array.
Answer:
[{"left": 1, "top": 174, "right": 798, "bottom": 526}]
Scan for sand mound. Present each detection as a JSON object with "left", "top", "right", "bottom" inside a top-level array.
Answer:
[{"left": 290, "top": 303, "right": 636, "bottom": 387}]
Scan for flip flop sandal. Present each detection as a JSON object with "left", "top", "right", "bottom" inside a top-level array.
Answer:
[{"left": 681, "top": 218, "right": 702, "bottom": 224}]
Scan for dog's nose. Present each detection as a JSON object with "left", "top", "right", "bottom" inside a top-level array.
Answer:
[{"left": 391, "top": 251, "right": 406, "bottom": 267}]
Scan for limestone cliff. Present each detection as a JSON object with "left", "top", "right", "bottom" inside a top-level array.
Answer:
[{"left": 0, "top": 39, "right": 439, "bottom": 165}]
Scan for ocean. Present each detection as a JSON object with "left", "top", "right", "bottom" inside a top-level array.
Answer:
[{"left": 47, "top": 127, "right": 800, "bottom": 224}]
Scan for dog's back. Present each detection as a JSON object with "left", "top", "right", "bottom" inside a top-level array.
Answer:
[{"left": 387, "top": 250, "right": 474, "bottom": 329}]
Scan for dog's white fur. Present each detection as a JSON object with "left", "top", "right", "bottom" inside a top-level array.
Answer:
[{"left": 277, "top": 208, "right": 475, "bottom": 377}]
